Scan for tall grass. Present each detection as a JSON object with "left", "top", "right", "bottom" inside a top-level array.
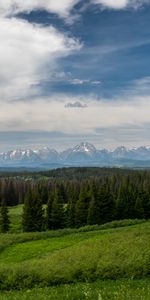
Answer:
[
  {"left": 1, "top": 218, "right": 147, "bottom": 248},
  {"left": 0, "top": 279, "right": 150, "bottom": 300},
  {"left": 0, "top": 221, "right": 149, "bottom": 290}
]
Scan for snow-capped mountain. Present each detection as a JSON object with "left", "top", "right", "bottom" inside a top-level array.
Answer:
[
  {"left": 133, "top": 146, "right": 150, "bottom": 160},
  {"left": 0, "top": 149, "right": 40, "bottom": 164},
  {"left": 111, "top": 146, "right": 131, "bottom": 159},
  {"left": 1, "top": 143, "right": 150, "bottom": 169},
  {"left": 72, "top": 142, "right": 96, "bottom": 153},
  {"left": 33, "top": 147, "right": 60, "bottom": 163},
  {"left": 62, "top": 142, "right": 97, "bottom": 164}
]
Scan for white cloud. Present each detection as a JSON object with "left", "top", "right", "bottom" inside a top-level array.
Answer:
[
  {"left": 0, "top": 93, "right": 150, "bottom": 135},
  {"left": 65, "top": 101, "right": 88, "bottom": 108},
  {"left": 92, "top": 0, "right": 150, "bottom": 9},
  {"left": 70, "top": 78, "right": 90, "bottom": 85},
  {"left": 0, "top": 0, "right": 80, "bottom": 19},
  {"left": 70, "top": 78, "right": 101, "bottom": 85},
  {"left": 0, "top": 17, "right": 81, "bottom": 101},
  {"left": 93, "top": 0, "right": 128, "bottom": 9},
  {"left": 0, "top": 0, "right": 149, "bottom": 20}
]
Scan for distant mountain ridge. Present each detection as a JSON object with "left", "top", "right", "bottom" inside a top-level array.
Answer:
[{"left": 1, "top": 142, "right": 150, "bottom": 169}]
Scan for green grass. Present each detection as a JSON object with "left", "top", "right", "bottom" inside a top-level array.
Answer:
[
  {"left": 8, "top": 204, "right": 146, "bottom": 233},
  {"left": 8, "top": 205, "right": 23, "bottom": 232},
  {"left": 1, "top": 205, "right": 150, "bottom": 294},
  {"left": 0, "top": 221, "right": 150, "bottom": 290},
  {"left": 8, "top": 204, "right": 144, "bottom": 233},
  {"left": 0, "top": 279, "right": 150, "bottom": 300}
]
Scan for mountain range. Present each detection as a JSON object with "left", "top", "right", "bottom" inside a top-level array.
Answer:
[{"left": 1, "top": 142, "right": 150, "bottom": 169}]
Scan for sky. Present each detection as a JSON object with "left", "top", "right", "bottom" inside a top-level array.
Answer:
[{"left": 1, "top": 0, "right": 150, "bottom": 151}]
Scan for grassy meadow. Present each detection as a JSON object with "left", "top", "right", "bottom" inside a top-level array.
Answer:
[
  {"left": 1, "top": 279, "right": 150, "bottom": 300},
  {"left": 0, "top": 205, "right": 149, "bottom": 298}
]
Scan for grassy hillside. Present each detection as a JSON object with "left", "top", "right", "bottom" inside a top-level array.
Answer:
[
  {"left": 0, "top": 220, "right": 150, "bottom": 291},
  {"left": 1, "top": 279, "right": 150, "bottom": 300},
  {"left": 0, "top": 205, "right": 149, "bottom": 298}
]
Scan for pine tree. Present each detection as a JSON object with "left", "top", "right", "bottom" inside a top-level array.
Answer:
[
  {"left": 22, "top": 190, "right": 44, "bottom": 232},
  {"left": 50, "top": 187, "right": 65, "bottom": 229},
  {"left": 46, "top": 191, "right": 55, "bottom": 230},
  {"left": 134, "top": 195, "right": 144, "bottom": 219},
  {"left": 87, "top": 194, "right": 97, "bottom": 225},
  {"left": 141, "top": 190, "right": 150, "bottom": 219},
  {"left": 87, "top": 184, "right": 99, "bottom": 225},
  {"left": 97, "top": 183, "right": 115, "bottom": 224},
  {"left": 66, "top": 183, "right": 79, "bottom": 228},
  {"left": 0, "top": 198, "right": 10, "bottom": 233},
  {"left": 116, "top": 183, "right": 136, "bottom": 220},
  {"left": 75, "top": 184, "right": 91, "bottom": 228}
]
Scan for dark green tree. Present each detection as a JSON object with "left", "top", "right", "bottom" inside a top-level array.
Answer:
[
  {"left": 116, "top": 184, "right": 136, "bottom": 220},
  {"left": 87, "top": 184, "right": 99, "bottom": 225},
  {"left": 22, "top": 191, "right": 44, "bottom": 232},
  {"left": 97, "top": 184, "right": 115, "bottom": 224},
  {"left": 66, "top": 183, "right": 79, "bottom": 228},
  {"left": 141, "top": 190, "right": 150, "bottom": 219},
  {"left": 134, "top": 194, "right": 145, "bottom": 219},
  {"left": 46, "top": 191, "right": 55, "bottom": 230},
  {"left": 75, "top": 185, "right": 91, "bottom": 228},
  {"left": 88, "top": 183, "right": 114, "bottom": 225},
  {"left": 50, "top": 187, "right": 65, "bottom": 229},
  {"left": 0, "top": 198, "right": 10, "bottom": 233}
]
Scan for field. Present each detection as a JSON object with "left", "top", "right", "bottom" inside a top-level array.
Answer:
[
  {"left": 1, "top": 279, "right": 150, "bottom": 300},
  {"left": 0, "top": 206, "right": 150, "bottom": 298}
]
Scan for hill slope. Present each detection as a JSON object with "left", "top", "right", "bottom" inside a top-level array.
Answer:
[{"left": 0, "top": 220, "right": 150, "bottom": 290}]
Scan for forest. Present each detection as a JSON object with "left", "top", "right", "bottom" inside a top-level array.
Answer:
[{"left": 0, "top": 167, "right": 150, "bottom": 232}]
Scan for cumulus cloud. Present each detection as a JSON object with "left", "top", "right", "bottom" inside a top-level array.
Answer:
[
  {"left": 92, "top": 0, "right": 150, "bottom": 9},
  {"left": 0, "top": 17, "right": 81, "bottom": 101},
  {"left": 69, "top": 78, "right": 101, "bottom": 85},
  {"left": 68, "top": 78, "right": 101, "bottom": 85},
  {"left": 0, "top": 0, "right": 80, "bottom": 19},
  {"left": 93, "top": 0, "right": 128, "bottom": 9},
  {"left": 70, "top": 79, "right": 90, "bottom": 85},
  {"left": 0, "top": 0, "right": 149, "bottom": 20},
  {"left": 65, "top": 101, "right": 88, "bottom": 108},
  {"left": 91, "top": 81, "right": 101, "bottom": 85},
  {"left": 0, "top": 92, "right": 150, "bottom": 135}
]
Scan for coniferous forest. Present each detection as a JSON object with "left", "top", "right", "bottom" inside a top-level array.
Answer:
[{"left": 0, "top": 168, "right": 150, "bottom": 232}]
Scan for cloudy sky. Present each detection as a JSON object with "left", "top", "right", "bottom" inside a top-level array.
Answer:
[{"left": 1, "top": 0, "right": 150, "bottom": 151}]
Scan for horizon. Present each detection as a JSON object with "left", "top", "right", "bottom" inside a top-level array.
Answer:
[
  {"left": 1, "top": 1, "right": 150, "bottom": 151},
  {"left": 1, "top": 141, "right": 150, "bottom": 154}
]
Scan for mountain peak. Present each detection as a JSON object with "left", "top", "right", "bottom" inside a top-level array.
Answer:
[
  {"left": 73, "top": 142, "right": 96, "bottom": 153},
  {"left": 1, "top": 143, "right": 150, "bottom": 168}
]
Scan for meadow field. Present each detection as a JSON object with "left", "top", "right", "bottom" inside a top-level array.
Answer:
[
  {"left": 0, "top": 206, "right": 150, "bottom": 299},
  {"left": 1, "top": 279, "right": 150, "bottom": 300}
]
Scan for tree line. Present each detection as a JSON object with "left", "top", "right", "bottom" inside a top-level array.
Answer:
[{"left": 0, "top": 169, "right": 150, "bottom": 232}]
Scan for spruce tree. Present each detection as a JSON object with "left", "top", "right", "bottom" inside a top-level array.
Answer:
[
  {"left": 87, "top": 194, "right": 97, "bottom": 225},
  {"left": 75, "top": 185, "right": 91, "bottom": 228},
  {"left": 51, "top": 187, "right": 65, "bottom": 229},
  {"left": 116, "top": 183, "right": 136, "bottom": 220},
  {"left": 46, "top": 191, "right": 55, "bottom": 230},
  {"left": 22, "top": 190, "right": 44, "bottom": 232},
  {"left": 134, "top": 195, "right": 144, "bottom": 219},
  {"left": 88, "top": 183, "right": 114, "bottom": 225},
  {"left": 87, "top": 184, "right": 99, "bottom": 225},
  {"left": 97, "top": 184, "right": 115, "bottom": 224},
  {"left": 0, "top": 198, "right": 10, "bottom": 233},
  {"left": 67, "top": 183, "right": 79, "bottom": 228},
  {"left": 141, "top": 190, "right": 150, "bottom": 219}
]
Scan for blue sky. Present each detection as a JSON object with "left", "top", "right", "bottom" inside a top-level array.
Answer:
[{"left": 0, "top": 0, "right": 150, "bottom": 151}]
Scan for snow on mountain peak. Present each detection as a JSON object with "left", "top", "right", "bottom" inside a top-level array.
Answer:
[
  {"left": 73, "top": 142, "right": 96, "bottom": 153},
  {"left": 1, "top": 143, "right": 150, "bottom": 168}
]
